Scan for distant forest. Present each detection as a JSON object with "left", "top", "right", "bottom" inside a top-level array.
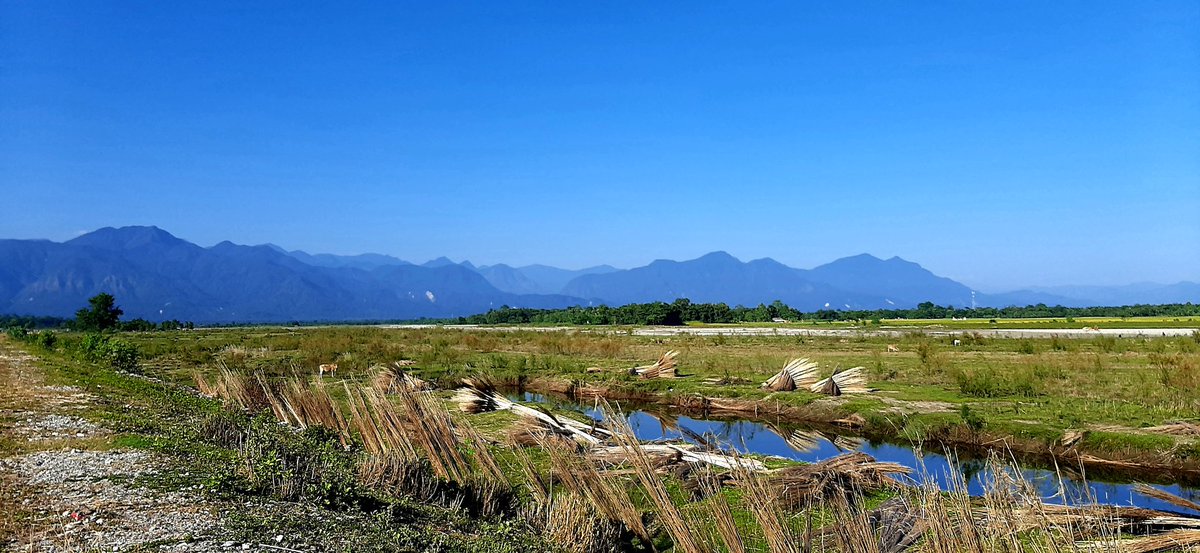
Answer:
[
  {"left": 456, "top": 299, "right": 1200, "bottom": 326},
  {"left": 3, "top": 300, "right": 1198, "bottom": 329}
]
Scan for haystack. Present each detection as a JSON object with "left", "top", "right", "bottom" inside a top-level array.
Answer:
[
  {"left": 631, "top": 350, "right": 679, "bottom": 379},
  {"left": 761, "top": 358, "right": 819, "bottom": 391}
]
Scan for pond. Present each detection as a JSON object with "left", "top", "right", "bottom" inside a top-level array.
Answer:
[{"left": 510, "top": 392, "right": 1200, "bottom": 513}]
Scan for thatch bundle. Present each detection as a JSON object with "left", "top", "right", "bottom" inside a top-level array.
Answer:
[
  {"left": 631, "top": 350, "right": 679, "bottom": 379},
  {"left": 371, "top": 361, "right": 432, "bottom": 394},
  {"left": 811, "top": 366, "right": 869, "bottom": 395},
  {"left": 762, "top": 358, "right": 820, "bottom": 391},
  {"left": 762, "top": 358, "right": 870, "bottom": 395}
]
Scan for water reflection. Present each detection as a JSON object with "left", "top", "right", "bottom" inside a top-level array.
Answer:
[{"left": 510, "top": 392, "right": 1199, "bottom": 512}]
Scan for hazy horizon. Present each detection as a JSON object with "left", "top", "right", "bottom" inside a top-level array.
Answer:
[{"left": 3, "top": 3, "right": 1197, "bottom": 291}]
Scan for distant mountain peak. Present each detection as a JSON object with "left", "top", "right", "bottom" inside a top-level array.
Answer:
[
  {"left": 422, "top": 256, "right": 459, "bottom": 268},
  {"left": 67, "top": 225, "right": 188, "bottom": 251},
  {"left": 698, "top": 250, "right": 739, "bottom": 262}
]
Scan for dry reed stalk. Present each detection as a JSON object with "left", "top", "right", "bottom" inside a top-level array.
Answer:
[
  {"left": 531, "top": 492, "right": 626, "bottom": 553},
  {"left": 193, "top": 370, "right": 219, "bottom": 397},
  {"left": 459, "top": 422, "right": 506, "bottom": 483},
  {"left": 1098, "top": 529, "right": 1200, "bottom": 553},
  {"left": 603, "top": 401, "right": 709, "bottom": 553},
  {"left": 371, "top": 361, "right": 431, "bottom": 394},
  {"left": 394, "top": 388, "right": 470, "bottom": 481},
  {"left": 729, "top": 451, "right": 798, "bottom": 553},
  {"left": 699, "top": 470, "right": 745, "bottom": 553},
  {"left": 506, "top": 437, "right": 550, "bottom": 503},
  {"left": 1135, "top": 484, "right": 1200, "bottom": 514},
  {"left": 346, "top": 385, "right": 419, "bottom": 460},
  {"left": 540, "top": 436, "right": 653, "bottom": 546}
]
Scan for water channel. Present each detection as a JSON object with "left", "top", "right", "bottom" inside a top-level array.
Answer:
[{"left": 509, "top": 392, "right": 1200, "bottom": 513}]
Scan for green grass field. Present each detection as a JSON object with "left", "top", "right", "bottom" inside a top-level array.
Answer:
[{"left": 98, "top": 321, "right": 1200, "bottom": 475}]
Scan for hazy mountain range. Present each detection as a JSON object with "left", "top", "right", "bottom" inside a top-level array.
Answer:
[{"left": 0, "top": 226, "right": 1196, "bottom": 323}]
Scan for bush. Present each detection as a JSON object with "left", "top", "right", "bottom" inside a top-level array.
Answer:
[
  {"left": 238, "top": 414, "right": 362, "bottom": 507},
  {"left": 960, "top": 404, "right": 986, "bottom": 433},
  {"left": 75, "top": 333, "right": 141, "bottom": 373},
  {"left": 34, "top": 330, "right": 57, "bottom": 350}
]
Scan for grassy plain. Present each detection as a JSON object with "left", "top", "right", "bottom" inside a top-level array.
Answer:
[
  {"left": 119, "top": 323, "right": 1200, "bottom": 474},
  {"left": 5, "top": 321, "right": 1200, "bottom": 552}
]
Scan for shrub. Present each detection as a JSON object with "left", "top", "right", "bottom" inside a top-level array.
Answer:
[
  {"left": 960, "top": 404, "right": 986, "bottom": 433},
  {"left": 75, "top": 333, "right": 141, "bottom": 373},
  {"left": 33, "top": 331, "right": 57, "bottom": 350}
]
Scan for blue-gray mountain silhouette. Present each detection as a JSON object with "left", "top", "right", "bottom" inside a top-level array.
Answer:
[{"left": 2, "top": 226, "right": 1195, "bottom": 322}]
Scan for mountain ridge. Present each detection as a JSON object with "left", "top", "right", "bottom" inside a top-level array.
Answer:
[{"left": 1, "top": 226, "right": 1196, "bottom": 322}]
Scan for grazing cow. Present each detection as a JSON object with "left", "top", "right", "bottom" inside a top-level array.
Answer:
[
  {"left": 886, "top": 344, "right": 900, "bottom": 353},
  {"left": 318, "top": 363, "right": 338, "bottom": 377},
  {"left": 952, "top": 339, "right": 961, "bottom": 347}
]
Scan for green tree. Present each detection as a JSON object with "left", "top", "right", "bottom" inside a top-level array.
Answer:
[{"left": 75, "top": 293, "right": 124, "bottom": 332}]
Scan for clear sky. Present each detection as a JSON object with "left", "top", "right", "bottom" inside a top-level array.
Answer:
[{"left": 2, "top": 2, "right": 1197, "bottom": 291}]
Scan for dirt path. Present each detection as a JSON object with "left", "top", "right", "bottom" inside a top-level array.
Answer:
[{"left": 0, "top": 342, "right": 222, "bottom": 552}]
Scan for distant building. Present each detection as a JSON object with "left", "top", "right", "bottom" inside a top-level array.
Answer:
[{"left": 772, "top": 317, "right": 790, "bottom": 323}]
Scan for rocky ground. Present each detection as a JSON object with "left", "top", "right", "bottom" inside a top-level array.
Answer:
[{"left": 0, "top": 344, "right": 236, "bottom": 552}]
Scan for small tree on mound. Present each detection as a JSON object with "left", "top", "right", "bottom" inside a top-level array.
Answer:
[{"left": 75, "top": 293, "right": 123, "bottom": 332}]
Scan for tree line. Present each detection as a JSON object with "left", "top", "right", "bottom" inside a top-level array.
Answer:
[{"left": 456, "top": 299, "right": 1200, "bottom": 326}]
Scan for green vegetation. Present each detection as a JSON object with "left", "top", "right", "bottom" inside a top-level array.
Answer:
[
  {"left": 458, "top": 298, "right": 1200, "bottom": 326},
  {"left": 6, "top": 317, "right": 1200, "bottom": 552},
  {"left": 74, "top": 292, "right": 124, "bottom": 332}
]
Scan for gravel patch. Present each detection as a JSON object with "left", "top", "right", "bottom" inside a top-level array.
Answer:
[
  {"left": 2, "top": 450, "right": 220, "bottom": 552},
  {"left": 8, "top": 413, "right": 107, "bottom": 442}
]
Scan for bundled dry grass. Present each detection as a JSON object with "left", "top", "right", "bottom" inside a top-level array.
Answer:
[
  {"left": 265, "top": 378, "right": 347, "bottom": 435},
  {"left": 811, "top": 365, "right": 869, "bottom": 396},
  {"left": 761, "top": 358, "right": 870, "bottom": 395},
  {"left": 766, "top": 452, "right": 910, "bottom": 508},
  {"left": 631, "top": 350, "right": 679, "bottom": 379},
  {"left": 762, "top": 358, "right": 819, "bottom": 392}
]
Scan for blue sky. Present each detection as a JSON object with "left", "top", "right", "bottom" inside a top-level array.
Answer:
[{"left": 2, "top": 2, "right": 1197, "bottom": 291}]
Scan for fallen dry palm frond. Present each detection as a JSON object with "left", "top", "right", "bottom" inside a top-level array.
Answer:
[
  {"left": 631, "top": 350, "right": 679, "bottom": 379},
  {"left": 811, "top": 365, "right": 870, "bottom": 396},
  {"left": 1135, "top": 484, "right": 1200, "bottom": 514},
  {"left": 762, "top": 358, "right": 820, "bottom": 392},
  {"left": 371, "top": 361, "right": 432, "bottom": 394}
]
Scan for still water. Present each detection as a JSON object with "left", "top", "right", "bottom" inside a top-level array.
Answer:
[{"left": 511, "top": 392, "right": 1200, "bottom": 513}]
